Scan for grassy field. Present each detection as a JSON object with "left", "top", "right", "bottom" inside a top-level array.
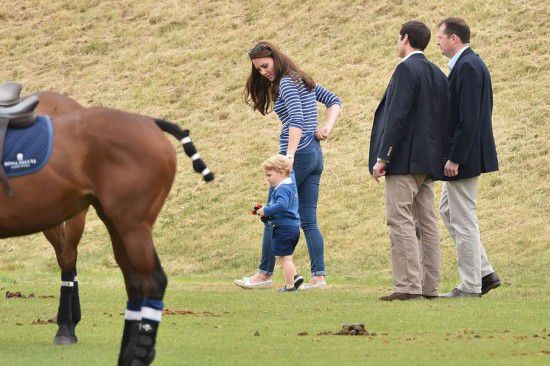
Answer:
[
  {"left": 0, "top": 0, "right": 549, "bottom": 364},
  {"left": 1, "top": 273, "right": 549, "bottom": 365}
]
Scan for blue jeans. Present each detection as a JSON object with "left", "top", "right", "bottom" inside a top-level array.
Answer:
[{"left": 258, "top": 139, "right": 326, "bottom": 276}]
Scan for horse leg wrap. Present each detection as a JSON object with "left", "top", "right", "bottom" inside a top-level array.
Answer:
[
  {"left": 71, "top": 271, "right": 81, "bottom": 326},
  {"left": 123, "top": 299, "right": 163, "bottom": 366},
  {"left": 118, "top": 300, "right": 143, "bottom": 366},
  {"left": 57, "top": 273, "right": 74, "bottom": 325},
  {"left": 54, "top": 272, "right": 77, "bottom": 344}
]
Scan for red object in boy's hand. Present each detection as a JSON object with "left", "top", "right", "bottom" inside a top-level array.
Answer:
[
  {"left": 252, "top": 203, "right": 268, "bottom": 223},
  {"left": 251, "top": 203, "right": 262, "bottom": 215}
]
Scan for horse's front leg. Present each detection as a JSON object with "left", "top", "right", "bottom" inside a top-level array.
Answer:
[{"left": 44, "top": 210, "right": 87, "bottom": 345}]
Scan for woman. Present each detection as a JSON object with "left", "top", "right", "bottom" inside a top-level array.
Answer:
[{"left": 235, "top": 41, "right": 341, "bottom": 290}]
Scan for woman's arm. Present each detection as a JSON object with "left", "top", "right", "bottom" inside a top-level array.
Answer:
[
  {"left": 286, "top": 127, "right": 302, "bottom": 158},
  {"left": 317, "top": 104, "right": 341, "bottom": 140},
  {"left": 315, "top": 84, "right": 342, "bottom": 140}
]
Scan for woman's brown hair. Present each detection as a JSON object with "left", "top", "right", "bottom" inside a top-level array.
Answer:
[{"left": 245, "top": 41, "right": 315, "bottom": 115}]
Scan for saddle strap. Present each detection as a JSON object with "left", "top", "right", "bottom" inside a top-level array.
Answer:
[{"left": 0, "top": 118, "right": 14, "bottom": 197}]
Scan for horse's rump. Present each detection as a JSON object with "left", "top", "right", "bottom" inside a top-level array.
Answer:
[{"left": 0, "top": 107, "right": 177, "bottom": 237}]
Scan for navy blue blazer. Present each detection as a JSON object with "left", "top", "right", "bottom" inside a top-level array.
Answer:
[
  {"left": 369, "top": 53, "right": 450, "bottom": 180},
  {"left": 445, "top": 48, "right": 498, "bottom": 180}
]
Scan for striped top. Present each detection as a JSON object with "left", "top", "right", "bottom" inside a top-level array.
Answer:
[{"left": 274, "top": 75, "right": 341, "bottom": 153}]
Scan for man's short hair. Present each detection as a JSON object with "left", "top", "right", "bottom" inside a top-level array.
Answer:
[
  {"left": 262, "top": 154, "right": 292, "bottom": 176},
  {"left": 400, "top": 20, "right": 431, "bottom": 51},
  {"left": 438, "top": 17, "right": 471, "bottom": 44}
]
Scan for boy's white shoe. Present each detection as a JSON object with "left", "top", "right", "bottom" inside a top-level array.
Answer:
[
  {"left": 234, "top": 277, "right": 273, "bottom": 289},
  {"left": 300, "top": 281, "right": 327, "bottom": 290}
]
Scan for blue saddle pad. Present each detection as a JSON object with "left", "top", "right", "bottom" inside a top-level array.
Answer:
[{"left": 2, "top": 115, "right": 53, "bottom": 177}]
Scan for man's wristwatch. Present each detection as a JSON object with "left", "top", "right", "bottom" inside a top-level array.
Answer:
[{"left": 376, "top": 158, "right": 388, "bottom": 165}]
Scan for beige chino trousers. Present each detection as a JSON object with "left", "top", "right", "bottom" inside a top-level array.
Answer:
[
  {"left": 439, "top": 177, "right": 494, "bottom": 293},
  {"left": 385, "top": 174, "right": 441, "bottom": 296}
]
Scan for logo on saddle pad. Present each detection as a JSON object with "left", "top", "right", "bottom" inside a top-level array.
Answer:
[{"left": 3, "top": 152, "right": 37, "bottom": 170}]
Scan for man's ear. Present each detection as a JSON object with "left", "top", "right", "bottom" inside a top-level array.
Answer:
[
  {"left": 450, "top": 34, "right": 458, "bottom": 45},
  {"left": 402, "top": 34, "right": 409, "bottom": 45}
]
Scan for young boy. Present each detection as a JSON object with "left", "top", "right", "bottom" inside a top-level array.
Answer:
[{"left": 256, "top": 154, "right": 303, "bottom": 292}]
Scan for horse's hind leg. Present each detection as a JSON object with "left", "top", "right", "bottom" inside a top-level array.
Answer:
[
  {"left": 99, "top": 217, "right": 167, "bottom": 366},
  {"left": 118, "top": 225, "right": 166, "bottom": 366},
  {"left": 104, "top": 227, "right": 146, "bottom": 366},
  {"left": 44, "top": 210, "right": 87, "bottom": 345}
]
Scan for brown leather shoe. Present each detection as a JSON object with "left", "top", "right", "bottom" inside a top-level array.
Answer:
[{"left": 379, "top": 292, "right": 423, "bottom": 301}]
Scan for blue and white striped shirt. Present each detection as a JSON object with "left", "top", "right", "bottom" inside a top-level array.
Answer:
[{"left": 274, "top": 76, "right": 341, "bottom": 153}]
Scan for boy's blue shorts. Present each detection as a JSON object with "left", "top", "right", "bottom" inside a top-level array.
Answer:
[{"left": 271, "top": 225, "right": 300, "bottom": 256}]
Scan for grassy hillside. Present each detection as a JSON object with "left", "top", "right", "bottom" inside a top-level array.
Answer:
[{"left": 0, "top": 0, "right": 548, "bottom": 286}]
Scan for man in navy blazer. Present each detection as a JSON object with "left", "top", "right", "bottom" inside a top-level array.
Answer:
[
  {"left": 437, "top": 18, "right": 501, "bottom": 298},
  {"left": 369, "top": 21, "right": 450, "bottom": 301}
]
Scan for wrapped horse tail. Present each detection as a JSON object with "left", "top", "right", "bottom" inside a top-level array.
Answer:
[{"left": 154, "top": 118, "right": 214, "bottom": 182}]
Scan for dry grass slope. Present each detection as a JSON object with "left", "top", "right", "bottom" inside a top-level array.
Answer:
[{"left": 0, "top": 0, "right": 548, "bottom": 285}]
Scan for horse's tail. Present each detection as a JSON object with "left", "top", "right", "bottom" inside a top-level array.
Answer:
[{"left": 154, "top": 118, "right": 214, "bottom": 182}]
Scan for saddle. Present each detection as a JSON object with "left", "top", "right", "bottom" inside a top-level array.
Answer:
[{"left": 0, "top": 81, "right": 40, "bottom": 196}]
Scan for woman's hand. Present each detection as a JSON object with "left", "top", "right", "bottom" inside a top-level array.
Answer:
[
  {"left": 257, "top": 207, "right": 265, "bottom": 217},
  {"left": 316, "top": 104, "right": 340, "bottom": 141},
  {"left": 315, "top": 125, "right": 333, "bottom": 140}
]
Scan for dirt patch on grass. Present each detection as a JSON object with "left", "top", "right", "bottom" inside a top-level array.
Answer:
[
  {"left": 5, "top": 291, "right": 35, "bottom": 299},
  {"left": 31, "top": 317, "right": 56, "bottom": 325},
  {"left": 315, "top": 324, "right": 370, "bottom": 336},
  {"left": 162, "top": 308, "right": 219, "bottom": 317},
  {"left": 5, "top": 291, "right": 55, "bottom": 299}
]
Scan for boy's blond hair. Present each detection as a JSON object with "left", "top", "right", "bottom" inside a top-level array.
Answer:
[{"left": 262, "top": 154, "right": 292, "bottom": 176}]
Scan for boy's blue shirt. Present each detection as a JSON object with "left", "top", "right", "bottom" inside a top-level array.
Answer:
[{"left": 263, "top": 176, "right": 300, "bottom": 227}]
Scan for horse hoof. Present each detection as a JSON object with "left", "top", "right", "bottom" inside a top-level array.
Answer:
[
  {"left": 146, "top": 348, "right": 156, "bottom": 364},
  {"left": 122, "top": 347, "right": 156, "bottom": 366},
  {"left": 53, "top": 324, "right": 78, "bottom": 345},
  {"left": 53, "top": 335, "right": 77, "bottom": 345}
]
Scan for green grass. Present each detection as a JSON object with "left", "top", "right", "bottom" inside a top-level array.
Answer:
[
  {"left": 1, "top": 274, "right": 549, "bottom": 365},
  {"left": 1, "top": 0, "right": 549, "bottom": 364}
]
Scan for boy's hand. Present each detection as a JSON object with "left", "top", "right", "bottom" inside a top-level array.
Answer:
[
  {"left": 252, "top": 203, "right": 268, "bottom": 223},
  {"left": 252, "top": 203, "right": 263, "bottom": 215}
]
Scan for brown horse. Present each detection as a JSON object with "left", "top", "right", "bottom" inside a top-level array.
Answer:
[{"left": 1, "top": 91, "right": 213, "bottom": 365}]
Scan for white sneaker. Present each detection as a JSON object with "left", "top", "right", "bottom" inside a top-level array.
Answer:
[
  {"left": 300, "top": 281, "right": 327, "bottom": 290},
  {"left": 234, "top": 277, "right": 273, "bottom": 289}
]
